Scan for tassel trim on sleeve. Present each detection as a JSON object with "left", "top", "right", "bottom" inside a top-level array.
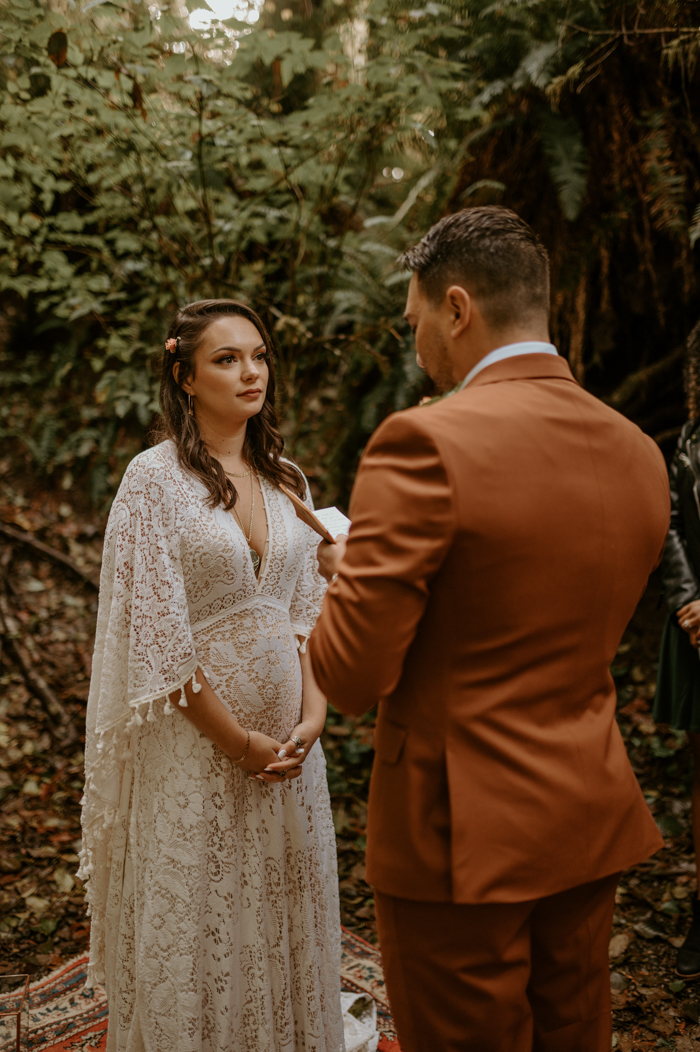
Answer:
[
  {"left": 293, "top": 630, "right": 312, "bottom": 654},
  {"left": 78, "top": 657, "right": 200, "bottom": 987}
]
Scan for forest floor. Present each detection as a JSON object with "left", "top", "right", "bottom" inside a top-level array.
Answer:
[{"left": 1, "top": 488, "right": 700, "bottom": 1049}]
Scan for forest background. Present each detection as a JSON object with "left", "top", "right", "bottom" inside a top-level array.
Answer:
[{"left": 1, "top": 0, "right": 700, "bottom": 1047}]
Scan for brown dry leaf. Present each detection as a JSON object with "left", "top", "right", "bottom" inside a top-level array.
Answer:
[
  {"left": 633, "top": 920, "right": 667, "bottom": 940},
  {"left": 350, "top": 862, "right": 366, "bottom": 882},
  {"left": 354, "top": 904, "right": 373, "bottom": 920},
  {"left": 675, "top": 1036, "right": 700, "bottom": 1050},
  {"left": 53, "top": 867, "right": 75, "bottom": 895},
  {"left": 27, "top": 846, "right": 57, "bottom": 859},
  {"left": 24, "top": 895, "right": 50, "bottom": 915},
  {"left": 47, "top": 30, "right": 68, "bottom": 68},
  {"left": 609, "top": 931, "right": 634, "bottom": 959},
  {"left": 640, "top": 985, "right": 672, "bottom": 1003},
  {"left": 680, "top": 1001, "right": 700, "bottom": 1024},
  {"left": 648, "top": 1012, "right": 676, "bottom": 1037}
]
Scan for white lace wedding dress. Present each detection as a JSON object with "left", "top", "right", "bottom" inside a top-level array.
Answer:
[{"left": 78, "top": 440, "right": 345, "bottom": 1052}]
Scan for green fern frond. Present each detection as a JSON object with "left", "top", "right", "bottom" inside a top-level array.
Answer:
[
  {"left": 642, "top": 112, "right": 687, "bottom": 237},
  {"left": 690, "top": 204, "right": 700, "bottom": 248},
  {"left": 545, "top": 60, "right": 585, "bottom": 110},
  {"left": 539, "top": 113, "right": 588, "bottom": 222}
]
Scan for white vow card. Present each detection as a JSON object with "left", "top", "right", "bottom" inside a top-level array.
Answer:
[
  {"left": 279, "top": 484, "right": 350, "bottom": 543},
  {"left": 314, "top": 507, "right": 351, "bottom": 540}
]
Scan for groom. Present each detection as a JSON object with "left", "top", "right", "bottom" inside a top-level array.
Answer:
[{"left": 309, "top": 206, "right": 670, "bottom": 1052}]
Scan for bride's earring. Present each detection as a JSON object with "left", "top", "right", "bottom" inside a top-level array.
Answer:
[{"left": 188, "top": 394, "right": 193, "bottom": 417}]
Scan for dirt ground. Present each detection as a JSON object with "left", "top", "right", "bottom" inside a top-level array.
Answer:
[{"left": 1, "top": 489, "right": 700, "bottom": 1049}]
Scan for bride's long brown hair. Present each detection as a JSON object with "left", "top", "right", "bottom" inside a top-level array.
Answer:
[{"left": 154, "top": 299, "right": 305, "bottom": 509}]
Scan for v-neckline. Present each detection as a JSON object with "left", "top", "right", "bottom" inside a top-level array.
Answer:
[
  {"left": 225, "top": 474, "right": 271, "bottom": 591},
  {"left": 254, "top": 478, "right": 272, "bottom": 592}
]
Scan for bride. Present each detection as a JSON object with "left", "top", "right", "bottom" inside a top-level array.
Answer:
[{"left": 79, "top": 299, "right": 345, "bottom": 1051}]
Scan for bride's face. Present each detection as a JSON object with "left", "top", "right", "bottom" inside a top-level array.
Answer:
[{"left": 181, "top": 315, "right": 270, "bottom": 426}]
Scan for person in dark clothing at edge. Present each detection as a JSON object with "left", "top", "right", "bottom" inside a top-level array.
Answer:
[{"left": 655, "top": 319, "right": 700, "bottom": 978}]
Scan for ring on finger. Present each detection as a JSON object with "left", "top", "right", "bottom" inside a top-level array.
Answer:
[
  {"left": 291, "top": 735, "right": 303, "bottom": 749},
  {"left": 684, "top": 619, "right": 692, "bottom": 629}
]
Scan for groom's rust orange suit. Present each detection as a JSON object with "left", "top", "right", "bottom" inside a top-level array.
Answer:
[{"left": 308, "top": 354, "right": 670, "bottom": 1052}]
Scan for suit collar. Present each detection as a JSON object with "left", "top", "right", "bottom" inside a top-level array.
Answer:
[
  {"left": 459, "top": 342, "right": 558, "bottom": 389},
  {"left": 464, "top": 353, "right": 577, "bottom": 389}
]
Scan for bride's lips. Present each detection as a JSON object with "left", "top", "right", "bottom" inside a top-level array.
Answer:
[{"left": 238, "top": 388, "right": 262, "bottom": 400}]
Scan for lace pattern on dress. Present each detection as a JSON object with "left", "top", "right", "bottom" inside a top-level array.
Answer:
[{"left": 79, "top": 443, "right": 343, "bottom": 1051}]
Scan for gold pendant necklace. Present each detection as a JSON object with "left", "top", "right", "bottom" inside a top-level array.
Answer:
[{"left": 229, "top": 471, "right": 260, "bottom": 573}]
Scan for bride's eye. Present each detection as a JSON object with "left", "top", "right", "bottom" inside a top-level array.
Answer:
[
  {"left": 218, "top": 355, "right": 236, "bottom": 365},
  {"left": 255, "top": 352, "right": 268, "bottom": 362}
]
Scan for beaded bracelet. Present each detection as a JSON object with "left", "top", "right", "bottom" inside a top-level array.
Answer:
[{"left": 232, "top": 729, "right": 250, "bottom": 765}]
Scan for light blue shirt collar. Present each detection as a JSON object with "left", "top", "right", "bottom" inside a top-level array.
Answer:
[{"left": 458, "top": 341, "right": 558, "bottom": 391}]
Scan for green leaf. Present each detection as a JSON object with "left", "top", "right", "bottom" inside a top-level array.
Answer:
[
  {"left": 690, "top": 203, "right": 700, "bottom": 247},
  {"left": 540, "top": 112, "right": 587, "bottom": 222}
]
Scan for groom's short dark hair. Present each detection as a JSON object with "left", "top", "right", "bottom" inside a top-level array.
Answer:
[{"left": 400, "top": 206, "right": 550, "bottom": 331}]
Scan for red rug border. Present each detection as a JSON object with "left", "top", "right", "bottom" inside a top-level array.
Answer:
[{"left": 27, "top": 936, "right": 401, "bottom": 1051}]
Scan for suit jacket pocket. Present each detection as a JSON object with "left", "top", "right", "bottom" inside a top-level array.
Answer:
[{"left": 374, "top": 717, "right": 407, "bottom": 765}]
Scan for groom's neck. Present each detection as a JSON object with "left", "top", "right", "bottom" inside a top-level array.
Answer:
[{"left": 451, "top": 321, "right": 551, "bottom": 386}]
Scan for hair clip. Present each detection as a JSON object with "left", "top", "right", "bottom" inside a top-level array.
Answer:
[{"left": 165, "top": 337, "right": 179, "bottom": 354}]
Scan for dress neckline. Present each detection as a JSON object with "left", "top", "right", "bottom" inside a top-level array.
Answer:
[
  {"left": 253, "top": 477, "right": 272, "bottom": 593},
  {"left": 226, "top": 475, "right": 271, "bottom": 588}
]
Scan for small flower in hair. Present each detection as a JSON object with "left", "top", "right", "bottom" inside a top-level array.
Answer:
[{"left": 165, "top": 337, "right": 179, "bottom": 354}]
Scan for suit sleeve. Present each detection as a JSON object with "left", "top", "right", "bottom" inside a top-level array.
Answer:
[{"left": 309, "top": 409, "right": 454, "bottom": 715}]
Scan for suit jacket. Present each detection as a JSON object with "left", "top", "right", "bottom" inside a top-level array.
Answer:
[{"left": 309, "top": 354, "right": 670, "bottom": 904}]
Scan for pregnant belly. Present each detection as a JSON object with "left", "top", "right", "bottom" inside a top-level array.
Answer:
[{"left": 193, "top": 603, "right": 303, "bottom": 740}]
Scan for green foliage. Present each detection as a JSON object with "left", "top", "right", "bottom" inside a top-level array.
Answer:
[
  {"left": 539, "top": 112, "right": 587, "bottom": 222},
  {"left": 690, "top": 204, "right": 700, "bottom": 249},
  {"left": 642, "top": 112, "right": 688, "bottom": 237},
  {"left": 2, "top": 0, "right": 700, "bottom": 503},
  {"left": 449, "top": 0, "right": 700, "bottom": 431},
  {"left": 0, "top": 0, "right": 464, "bottom": 503}
]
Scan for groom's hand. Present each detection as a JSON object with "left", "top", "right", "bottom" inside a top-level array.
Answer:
[{"left": 317, "top": 535, "right": 347, "bottom": 582}]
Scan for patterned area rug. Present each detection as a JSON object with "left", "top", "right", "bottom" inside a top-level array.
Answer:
[{"left": 22, "top": 928, "right": 400, "bottom": 1051}]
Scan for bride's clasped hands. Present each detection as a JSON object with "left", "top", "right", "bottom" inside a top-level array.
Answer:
[{"left": 254, "top": 643, "right": 327, "bottom": 783}]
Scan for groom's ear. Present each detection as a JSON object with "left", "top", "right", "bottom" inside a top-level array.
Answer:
[{"left": 445, "top": 285, "right": 472, "bottom": 339}]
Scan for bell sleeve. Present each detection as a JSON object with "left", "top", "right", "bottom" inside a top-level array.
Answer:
[
  {"left": 288, "top": 478, "right": 328, "bottom": 649},
  {"left": 78, "top": 456, "right": 199, "bottom": 984}
]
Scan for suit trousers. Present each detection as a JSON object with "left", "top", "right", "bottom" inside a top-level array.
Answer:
[{"left": 374, "top": 872, "right": 620, "bottom": 1052}]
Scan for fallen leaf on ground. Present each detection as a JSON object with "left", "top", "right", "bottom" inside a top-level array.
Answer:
[
  {"left": 24, "top": 895, "right": 50, "bottom": 915},
  {"left": 633, "top": 921, "right": 667, "bottom": 941},
  {"left": 609, "top": 932, "right": 634, "bottom": 959},
  {"left": 53, "top": 867, "right": 74, "bottom": 894}
]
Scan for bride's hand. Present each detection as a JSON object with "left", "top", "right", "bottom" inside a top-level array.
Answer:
[
  {"left": 235, "top": 730, "right": 285, "bottom": 774},
  {"left": 254, "top": 721, "right": 323, "bottom": 783}
]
